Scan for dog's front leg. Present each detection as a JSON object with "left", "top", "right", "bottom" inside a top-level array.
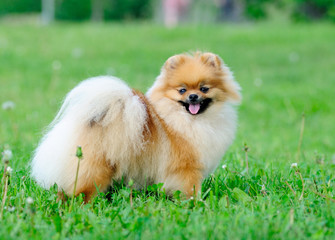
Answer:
[{"left": 163, "top": 167, "right": 203, "bottom": 198}]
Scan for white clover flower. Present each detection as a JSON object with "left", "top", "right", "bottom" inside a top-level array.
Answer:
[
  {"left": 52, "top": 60, "right": 62, "bottom": 71},
  {"left": 106, "top": 67, "right": 115, "bottom": 75},
  {"left": 0, "top": 37, "right": 8, "bottom": 48},
  {"left": 6, "top": 166, "right": 13, "bottom": 174},
  {"left": 26, "top": 197, "right": 34, "bottom": 204},
  {"left": 2, "top": 101, "right": 15, "bottom": 110},
  {"left": 222, "top": 164, "right": 227, "bottom": 169},
  {"left": 71, "top": 47, "right": 83, "bottom": 59},
  {"left": 261, "top": 184, "right": 266, "bottom": 191},
  {"left": 254, "top": 78, "right": 263, "bottom": 87},
  {"left": 2, "top": 149, "right": 13, "bottom": 163},
  {"left": 291, "top": 163, "right": 298, "bottom": 168},
  {"left": 6, "top": 206, "right": 15, "bottom": 212},
  {"left": 289, "top": 52, "right": 300, "bottom": 63},
  {"left": 190, "top": 196, "right": 194, "bottom": 200}
]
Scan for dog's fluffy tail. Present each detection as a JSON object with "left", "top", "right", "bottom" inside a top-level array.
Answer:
[{"left": 31, "top": 76, "right": 148, "bottom": 192}]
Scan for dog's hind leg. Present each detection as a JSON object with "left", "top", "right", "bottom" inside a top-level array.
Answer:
[
  {"left": 63, "top": 154, "right": 118, "bottom": 203},
  {"left": 75, "top": 160, "right": 117, "bottom": 202}
]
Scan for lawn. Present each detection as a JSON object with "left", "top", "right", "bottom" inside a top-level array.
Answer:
[{"left": 0, "top": 21, "right": 335, "bottom": 239}]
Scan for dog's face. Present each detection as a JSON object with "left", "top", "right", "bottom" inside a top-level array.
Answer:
[{"left": 150, "top": 52, "right": 241, "bottom": 115}]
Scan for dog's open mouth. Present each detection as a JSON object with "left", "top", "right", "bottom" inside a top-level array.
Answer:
[{"left": 178, "top": 98, "right": 212, "bottom": 115}]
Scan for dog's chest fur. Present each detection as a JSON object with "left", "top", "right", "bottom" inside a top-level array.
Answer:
[{"left": 157, "top": 102, "right": 237, "bottom": 177}]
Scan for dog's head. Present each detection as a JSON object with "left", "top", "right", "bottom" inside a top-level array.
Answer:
[{"left": 147, "top": 52, "right": 241, "bottom": 116}]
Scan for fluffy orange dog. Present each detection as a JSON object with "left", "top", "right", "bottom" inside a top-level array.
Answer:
[{"left": 31, "top": 52, "right": 241, "bottom": 201}]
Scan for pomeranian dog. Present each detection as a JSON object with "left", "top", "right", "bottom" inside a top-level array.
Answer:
[{"left": 31, "top": 52, "right": 241, "bottom": 201}]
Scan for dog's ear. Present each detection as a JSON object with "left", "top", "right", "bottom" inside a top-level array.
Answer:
[
  {"left": 201, "top": 52, "right": 241, "bottom": 103},
  {"left": 200, "top": 52, "right": 222, "bottom": 69},
  {"left": 164, "top": 54, "right": 186, "bottom": 70}
]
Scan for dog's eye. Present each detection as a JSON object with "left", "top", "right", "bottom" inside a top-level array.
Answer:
[
  {"left": 200, "top": 87, "right": 209, "bottom": 93},
  {"left": 179, "top": 88, "right": 187, "bottom": 94}
]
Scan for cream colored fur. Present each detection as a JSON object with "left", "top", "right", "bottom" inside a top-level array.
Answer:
[
  {"left": 31, "top": 77, "right": 150, "bottom": 190},
  {"left": 147, "top": 62, "right": 240, "bottom": 177},
  {"left": 31, "top": 53, "right": 241, "bottom": 198}
]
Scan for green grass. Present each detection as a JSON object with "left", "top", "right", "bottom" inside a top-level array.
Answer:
[{"left": 1, "top": 21, "right": 335, "bottom": 239}]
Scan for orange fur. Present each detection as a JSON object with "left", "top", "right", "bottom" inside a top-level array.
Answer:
[
  {"left": 133, "top": 90, "right": 203, "bottom": 196},
  {"left": 150, "top": 52, "right": 241, "bottom": 104},
  {"left": 69, "top": 129, "right": 120, "bottom": 202},
  {"left": 32, "top": 52, "right": 240, "bottom": 202},
  {"left": 66, "top": 89, "right": 203, "bottom": 200}
]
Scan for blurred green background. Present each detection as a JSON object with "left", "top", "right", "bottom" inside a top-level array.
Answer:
[
  {"left": 0, "top": 0, "right": 335, "bottom": 23},
  {"left": 1, "top": 1, "right": 335, "bottom": 239}
]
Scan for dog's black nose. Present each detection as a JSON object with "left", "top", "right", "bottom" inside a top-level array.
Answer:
[{"left": 189, "top": 94, "right": 199, "bottom": 102}]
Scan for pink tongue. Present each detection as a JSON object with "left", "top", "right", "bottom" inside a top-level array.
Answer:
[{"left": 189, "top": 104, "right": 200, "bottom": 115}]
